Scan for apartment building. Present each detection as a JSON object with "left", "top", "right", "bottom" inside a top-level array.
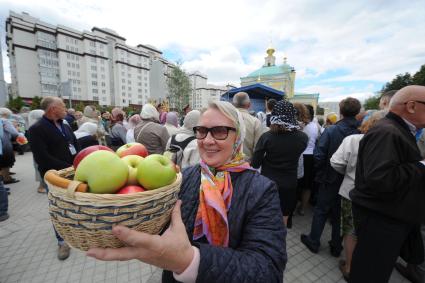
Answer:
[
  {"left": 189, "top": 71, "right": 233, "bottom": 110},
  {"left": 6, "top": 11, "right": 173, "bottom": 107}
]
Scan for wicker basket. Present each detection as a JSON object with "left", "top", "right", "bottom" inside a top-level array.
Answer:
[{"left": 46, "top": 167, "right": 182, "bottom": 251}]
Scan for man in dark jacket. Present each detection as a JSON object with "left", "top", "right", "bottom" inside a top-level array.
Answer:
[
  {"left": 349, "top": 85, "right": 425, "bottom": 283},
  {"left": 28, "top": 96, "right": 80, "bottom": 261},
  {"left": 301, "top": 97, "right": 361, "bottom": 256}
]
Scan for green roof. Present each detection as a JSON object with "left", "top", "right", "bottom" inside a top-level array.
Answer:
[
  {"left": 244, "top": 64, "right": 294, "bottom": 78},
  {"left": 293, "top": 92, "right": 320, "bottom": 99}
]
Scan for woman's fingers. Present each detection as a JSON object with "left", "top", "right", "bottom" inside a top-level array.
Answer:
[
  {"left": 112, "top": 225, "right": 158, "bottom": 248},
  {"left": 170, "top": 200, "right": 184, "bottom": 230},
  {"left": 87, "top": 247, "right": 140, "bottom": 261}
]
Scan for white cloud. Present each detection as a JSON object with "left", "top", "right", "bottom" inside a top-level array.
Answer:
[
  {"left": 1, "top": 0, "right": 425, "bottom": 95},
  {"left": 298, "top": 84, "right": 375, "bottom": 102}
]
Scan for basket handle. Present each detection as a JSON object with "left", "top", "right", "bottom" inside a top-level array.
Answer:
[{"left": 67, "top": 180, "right": 84, "bottom": 198}]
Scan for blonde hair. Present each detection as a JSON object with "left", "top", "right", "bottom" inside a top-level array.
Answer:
[{"left": 359, "top": 110, "right": 386, "bottom": 133}]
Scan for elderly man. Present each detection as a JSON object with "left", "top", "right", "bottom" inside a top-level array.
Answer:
[
  {"left": 349, "top": 85, "right": 425, "bottom": 283},
  {"left": 232, "top": 92, "right": 263, "bottom": 162},
  {"left": 28, "top": 96, "right": 80, "bottom": 261}
]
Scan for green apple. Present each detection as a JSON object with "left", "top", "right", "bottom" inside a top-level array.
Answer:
[
  {"left": 121, "top": 155, "right": 144, "bottom": 185},
  {"left": 75, "top": 150, "right": 129, "bottom": 194},
  {"left": 136, "top": 154, "right": 177, "bottom": 190}
]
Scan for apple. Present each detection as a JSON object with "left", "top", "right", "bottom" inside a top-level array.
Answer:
[
  {"left": 116, "top": 142, "right": 148, "bottom": 158},
  {"left": 121, "top": 155, "right": 144, "bottom": 185},
  {"left": 75, "top": 150, "right": 129, "bottom": 194},
  {"left": 136, "top": 154, "right": 177, "bottom": 190},
  {"left": 117, "top": 185, "right": 145, "bottom": 194},
  {"left": 73, "top": 145, "right": 114, "bottom": 169}
]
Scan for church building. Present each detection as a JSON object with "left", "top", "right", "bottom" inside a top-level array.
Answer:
[{"left": 240, "top": 45, "right": 319, "bottom": 110}]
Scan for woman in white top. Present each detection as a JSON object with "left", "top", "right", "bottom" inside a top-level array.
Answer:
[
  {"left": 330, "top": 111, "right": 385, "bottom": 280},
  {"left": 125, "top": 114, "right": 141, "bottom": 143},
  {"left": 165, "top": 110, "right": 201, "bottom": 169},
  {"left": 297, "top": 105, "right": 321, "bottom": 215}
]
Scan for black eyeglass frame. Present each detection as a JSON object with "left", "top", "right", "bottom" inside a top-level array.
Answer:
[
  {"left": 193, "top": 126, "right": 236, "bottom": 140},
  {"left": 404, "top": 100, "right": 425, "bottom": 106}
]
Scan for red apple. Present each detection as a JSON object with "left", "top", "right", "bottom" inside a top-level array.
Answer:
[
  {"left": 117, "top": 185, "right": 145, "bottom": 194},
  {"left": 116, "top": 143, "right": 149, "bottom": 158},
  {"left": 73, "top": 145, "right": 114, "bottom": 169}
]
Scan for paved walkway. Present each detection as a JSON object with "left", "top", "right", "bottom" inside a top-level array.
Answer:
[{"left": 0, "top": 153, "right": 408, "bottom": 282}]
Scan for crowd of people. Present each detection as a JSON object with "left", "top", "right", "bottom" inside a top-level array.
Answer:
[{"left": 0, "top": 85, "right": 424, "bottom": 283}]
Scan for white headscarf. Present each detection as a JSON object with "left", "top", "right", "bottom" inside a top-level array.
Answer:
[
  {"left": 28, "top": 109, "right": 44, "bottom": 127},
  {"left": 140, "top": 104, "right": 159, "bottom": 122},
  {"left": 178, "top": 110, "right": 201, "bottom": 136},
  {"left": 74, "top": 122, "right": 98, "bottom": 139},
  {"left": 210, "top": 101, "right": 246, "bottom": 149}
]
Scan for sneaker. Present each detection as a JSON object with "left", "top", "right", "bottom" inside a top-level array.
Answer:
[
  {"left": 4, "top": 178, "right": 19, "bottom": 185},
  {"left": 0, "top": 213, "right": 9, "bottom": 222},
  {"left": 58, "top": 243, "right": 70, "bottom": 260},
  {"left": 300, "top": 234, "right": 319, "bottom": 253}
]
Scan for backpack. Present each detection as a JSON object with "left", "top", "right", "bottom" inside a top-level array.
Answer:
[{"left": 165, "top": 135, "right": 196, "bottom": 167}]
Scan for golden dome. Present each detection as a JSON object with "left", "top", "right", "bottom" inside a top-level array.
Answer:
[{"left": 266, "top": 44, "right": 275, "bottom": 56}]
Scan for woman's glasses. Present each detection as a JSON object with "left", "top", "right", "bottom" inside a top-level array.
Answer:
[{"left": 193, "top": 126, "right": 236, "bottom": 140}]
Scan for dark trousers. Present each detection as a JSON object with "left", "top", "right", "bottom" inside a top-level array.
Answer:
[
  {"left": 307, "top": 182, "right": 342, "bottom": 251},
  {"left": 350, "top": 204, "right": 413, "bottom": 283},
  {"left": 0, "top": 178, "right": 7, "bottom": 216}
]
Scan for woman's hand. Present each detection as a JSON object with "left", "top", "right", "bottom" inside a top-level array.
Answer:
[{"left": 87, "top": 200, "right": 194, "bottom": 274}]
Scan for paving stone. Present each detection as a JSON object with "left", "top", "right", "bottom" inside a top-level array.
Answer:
[{"left": 0, "top": 153, "right": 411, "bottom": 282}]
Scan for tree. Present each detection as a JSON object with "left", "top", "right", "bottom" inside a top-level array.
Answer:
[
  {"left": 7, "top": 95, "right": 24, "bottom": 112},
  {"left": 363, "top": 94, "right": 380, "bottom": 110},
  {"left": 382, "top": 72, "right": 412, "bottom": 92},
  {"left": 412, "top": 65, "right": 425, "bottom": 86},
  {"left": 31, "top": 96, "right": 42, "bottom": 110},
  {"left": 167, "top": 63, "right": 191, "bottom": 114},
  {"left": 74, "top": 101, "right": 85, "bottom": 112},
  {"left": 316, "top": 106, "right": 325, "bottom": 115}
]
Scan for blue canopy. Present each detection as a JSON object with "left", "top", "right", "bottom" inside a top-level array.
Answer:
[{"left": 221, "top": 83, "right": 285, "bottom": 113}]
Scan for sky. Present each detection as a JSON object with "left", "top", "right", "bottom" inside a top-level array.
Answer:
[{"left": 1, "top": 0, "right": 425, "bottom": 102}]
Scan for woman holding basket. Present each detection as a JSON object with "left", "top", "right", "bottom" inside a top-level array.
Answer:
[{"left": 87, "top": 101, "right": 287, "bottom": 283}]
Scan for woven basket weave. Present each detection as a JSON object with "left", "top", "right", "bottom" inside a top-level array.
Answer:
[{"left": 46, "top": 167, "right": 182, "bottom": 251}]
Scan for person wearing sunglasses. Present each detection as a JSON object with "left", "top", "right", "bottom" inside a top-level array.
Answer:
[
  {"left": 87, "top": 101, "right": 286, "bottom": 283},
  {"left": 349, "top": 85, "right": 425, "bottom": 283}
]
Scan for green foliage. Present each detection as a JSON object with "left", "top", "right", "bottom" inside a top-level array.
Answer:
[
  {"left": 167, "top": 63, "right": 191, "bottom": 114},
  {"left": 31, "top": 96, "right": 42, "bottom": 110},
  {"left": 364, "top": 94, "right": 380, "bottom": 110},
  {"left": 316, "top": 106, "right": 325, "bottom": 116},
  {"left": 74, "top": 101, "right": 85, "bottom": 112},
  {"left": 7, "top": 95, "right": 24, "bottom": 112},
  {"left": 382, "top": 72, "right": 412, "bottom": 92},
  {"left": 412, "top": 65, "right": 425, "bottom": 85}
]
